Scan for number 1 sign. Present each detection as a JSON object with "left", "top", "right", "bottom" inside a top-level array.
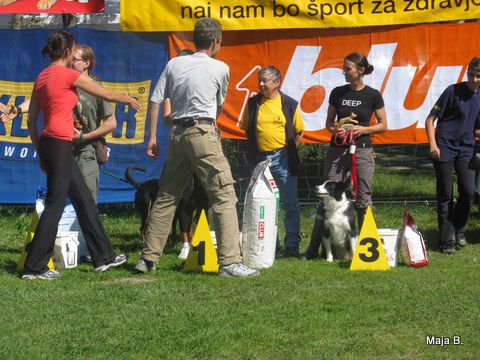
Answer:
[{"left": 183, "top": 210, "right": 219, "bottom": 273}]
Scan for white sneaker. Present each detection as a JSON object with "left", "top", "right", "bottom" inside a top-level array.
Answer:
[
  {"left": 178, "top": 244, "right": 190, "bottom": 260},
  {"left": 218, "top": 263, "right": 260, "bottom": 277},
  {"left": 94, "top": 254, "right": 127, "bottom": 272},
  {"left": 21, "top": 269, "right": 61, "bottom": 280}
]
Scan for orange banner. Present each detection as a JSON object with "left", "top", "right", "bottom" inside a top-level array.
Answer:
[
  {"left": 0, "top": 0, "right": 104, "bottom": 14},
  {"left": 170, "top": 22, "right": 480, "bottom": 144}
]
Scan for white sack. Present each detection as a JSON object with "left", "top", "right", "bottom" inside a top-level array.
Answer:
[{"left": 242, "top": 158, "right": 280, "bottom": 269}]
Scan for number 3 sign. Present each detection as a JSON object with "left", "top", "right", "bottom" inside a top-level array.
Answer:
[{"left": 350, "top": 207, "right": 390, "bottom": 271}]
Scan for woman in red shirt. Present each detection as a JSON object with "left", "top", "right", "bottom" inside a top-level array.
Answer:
[{"left": 22, "top": 31, "right": 140, "bottom": 280}]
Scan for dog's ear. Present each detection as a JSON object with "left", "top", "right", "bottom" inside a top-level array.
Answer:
[{"left": 341, "top": 178, "right": 354, "bottom": 199}]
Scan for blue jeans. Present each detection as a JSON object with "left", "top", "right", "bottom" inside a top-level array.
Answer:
[{"left": 255, "top": 148, "right": 301, "bottom": 250}]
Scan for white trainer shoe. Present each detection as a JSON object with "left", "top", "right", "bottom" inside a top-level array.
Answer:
[
  {"left": 178, "top": 244, "right": 190, "bottom": 260},
  {"left": 218, "top": 263, "right": 260, "bottom": 277}
]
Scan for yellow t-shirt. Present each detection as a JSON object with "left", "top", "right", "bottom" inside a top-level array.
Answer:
[{"left": 241, "top": 96, "right": 304, "bottom": 152}]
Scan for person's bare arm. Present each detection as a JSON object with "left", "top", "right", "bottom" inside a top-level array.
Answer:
[
  {"left": 147, "top": 101, "right": 160, "bottom": 159},
  {"left": 1, "top": 99, "right": 31, "bottom": 122},
  {"left": 163, "top": 99, "right": 172, "bottom": 125},
  {"left": 425, "top": 114, "right": 440, "bottom": 160},
  {"left": 27, "top": 94, "right": 40, "bottom": 149},
  {"left": 325, "top": 104, "right": 339, "bottom": 134},
  {"left": 74, "top": 75, "right": 140, "bottom": 110},
  {"left": 73, "top": 113, "right": 116, "bottom": 143}
]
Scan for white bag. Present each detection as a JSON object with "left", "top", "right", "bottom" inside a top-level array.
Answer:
[
  {"left": 58, "top": 203, "right": 89, "bottom": 262},
  {"left": 378, "top": 228, "right": 399, "bottom": 267},
  {"left": 54, "top": 231, "right": 79, "bottom": 269},
  {"left": 397, "top": 209, "right": 429, "bottom": 267},
  {"left": 241, "top": 158, "right": 280, "bottom": 269}
]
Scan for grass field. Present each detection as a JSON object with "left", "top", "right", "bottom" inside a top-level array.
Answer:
[{"left": 0, "top": 198, "right": 479, "bottom": 359}]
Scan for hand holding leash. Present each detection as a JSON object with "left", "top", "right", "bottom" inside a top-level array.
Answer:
[
  {"left": 333, "top": 117, "right": 358, "bottom": 201},
  {"left": 334, "top": 128, "right": 356, "bottom": 147}
]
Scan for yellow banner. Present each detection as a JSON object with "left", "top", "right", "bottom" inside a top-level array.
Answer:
[
  {"left": 121, "top": 0, "right": 480, "bottom": 32},
  {"left": 0, "top": 80, "right": 150, "bottom": 145}
]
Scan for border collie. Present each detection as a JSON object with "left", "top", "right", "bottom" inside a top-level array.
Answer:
[{"left": 304, "top": 180, "right": 357, "bottom": 262}]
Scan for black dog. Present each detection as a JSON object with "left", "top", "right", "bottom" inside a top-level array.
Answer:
[
  {"left": 125, "top": 166, "right": 160, "bottom": 239},
  {"left": 124, "top": 166, "right": 210, "bottom": 240},
  {"left": 304, "top": 179, "right": 357, "bottom": 261}
]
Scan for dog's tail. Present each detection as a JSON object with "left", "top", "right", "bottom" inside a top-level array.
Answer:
[{"left": 124, "top": 166, "right": 146, "bottom": 189}]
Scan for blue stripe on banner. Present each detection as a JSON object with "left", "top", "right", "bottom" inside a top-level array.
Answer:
[{"left": 0, "top": 28, "right": 170, "bottom": 204}]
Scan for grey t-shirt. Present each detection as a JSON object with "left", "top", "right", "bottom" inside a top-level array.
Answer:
[{"left": 150, "top": 52, "right": 229, "bottom": 120}]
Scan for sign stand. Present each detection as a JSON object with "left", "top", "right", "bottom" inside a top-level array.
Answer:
[
  {"left": 183, "top": 210, "right": 218, "bottom": 273},
  {"left": 350, "top": 206, "right": 390, "bottom": 271}
]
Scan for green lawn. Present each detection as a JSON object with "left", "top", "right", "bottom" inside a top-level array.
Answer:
[{"left": 0, "top": 202, "right": 479, "bottom": 359}]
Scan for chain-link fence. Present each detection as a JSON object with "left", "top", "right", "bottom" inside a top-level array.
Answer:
[
  {"left": 223, "top": 139, "right": 436, "bottom": 207},
  {"left": 0, "top": 140, "right": 437, "bottom": 214}
]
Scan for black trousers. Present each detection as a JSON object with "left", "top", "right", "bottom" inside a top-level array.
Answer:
[
  {"left": 176, "top": 196, "right": 195, "bottom": 233},
  {"left": 433, "top": 160, "right": 474, "bottom": 249},
  {"left": 24, "top": 137, "right": 115, "bottom": 274}
]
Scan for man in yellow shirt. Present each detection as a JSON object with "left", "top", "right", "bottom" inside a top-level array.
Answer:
[{"left": 241, "top": 66, "right": 304, "bottom": 257}]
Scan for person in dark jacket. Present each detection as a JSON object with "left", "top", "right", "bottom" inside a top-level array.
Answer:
[{"left": 425, "top": 57, "right": 480, "bottom": 254}]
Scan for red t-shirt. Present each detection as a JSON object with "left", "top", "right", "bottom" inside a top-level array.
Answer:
[{"left": 34, "top": 66, "right": 81, "bottom": 141}]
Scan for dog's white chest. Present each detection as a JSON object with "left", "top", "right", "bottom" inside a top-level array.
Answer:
[{"left": 323, "top": 198, "right": 352, "bottom": 245}]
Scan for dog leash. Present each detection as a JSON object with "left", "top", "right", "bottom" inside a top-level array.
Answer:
[
  {"left": 333, "top": 129, "right": 358, "bottom": 201},
  {"left": 99, "top": 169, "right": 131, "bottom": 185}
]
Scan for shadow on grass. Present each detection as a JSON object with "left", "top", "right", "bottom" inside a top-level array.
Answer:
[
  {"left": 0, "top": 246, "right": 22, "bottom": 256},
  {"left": 97, "top": 204, "right": 136, "bottom": 217},
  {"left": 420, "top": 229, "right": 438, "bottom": 250},
  {"left": 113, "top": 233, "right": 182, "bottom": 255},
  {"left": 422, "top": 227, "right": 480, "bottom": 249},
  {"left": 464, "top": 229, "right": 480, "bottom": 245},
  {"left": 2, "top": 259, "right": 19, "bottom": 275}
]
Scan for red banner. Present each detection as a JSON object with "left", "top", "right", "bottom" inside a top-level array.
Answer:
[
  {"left": 170, "top": 22, "right": 480, "bottom": 144},
  {"left": 0, "top": 0, "right": 104, "bottom": 14}
]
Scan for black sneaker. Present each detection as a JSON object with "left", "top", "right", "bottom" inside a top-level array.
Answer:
[
  {"left": 456, "top": 233, "right": 467, "bottom": 248},
  {"left": 441, "top": 244, "right": 456, "bottom": 255}
]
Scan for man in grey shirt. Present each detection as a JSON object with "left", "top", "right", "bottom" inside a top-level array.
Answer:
[{"left": 135, "top": 17, "right": 259, "bottom": 277}]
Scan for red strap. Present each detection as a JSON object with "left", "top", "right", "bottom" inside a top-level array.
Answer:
[
  {"left": 351, "top": 152, "right": 358, "bottom": 201},
  {"left": 333, "top": 129, "right": 355, "bottom": 147},
  {"left": 333, "top": 129, "right": 357, "bottom": 200}
]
